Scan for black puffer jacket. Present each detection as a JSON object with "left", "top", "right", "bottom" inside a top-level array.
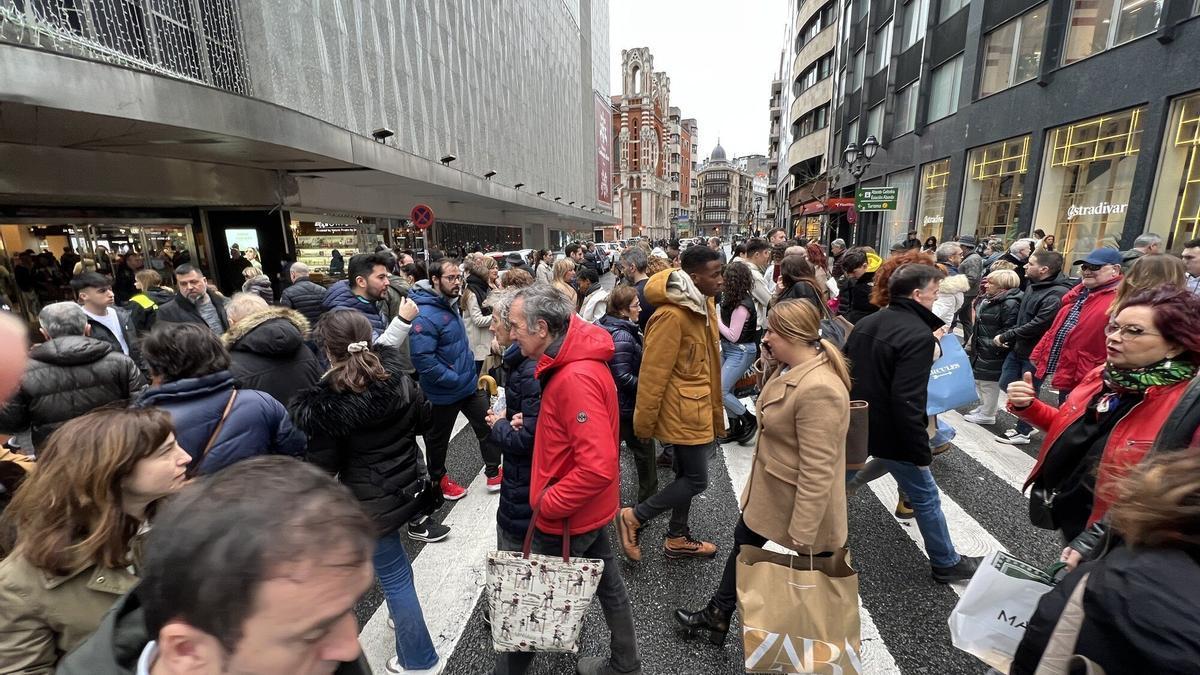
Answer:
[
  {"left": 157, "top": 289, "right": 229, "bottom": 334},
  {"left": 838, "top": 272, "right": 879, "bottom": 324},
  {"left": 969, "top": 288, "right": 1022, "bottom": 381},
  {"left": 0, "top": 336, "right": 146, "bottom": 449},
  {"left": 280, "top": 278, "right": 328, "bottom": 327},
  {"left": 596, "top": 314, "right": 642, "bottom": 418},
  {"left": 125, "top": 286, "right": 175, "bottom": 334},
  {"left": 290, "top": 349, "right": 431, "bottom": 536},
  {"left": 489, "top": 344, "right": 540, "bottom": 538},
  {"left": 998, "top": 273, "right": 1076, "bottom": 358},
  {"left": 85, "top": 307, "right": 142, "bottom": 371},
  {"left": 772, "top": 279, "right": 825, "bottom": 313},
  {"left": 224, "top": 308, "right": 322, "bottom": 407}
]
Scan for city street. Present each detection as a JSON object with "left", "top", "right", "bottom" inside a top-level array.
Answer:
[{"left": 351, "top": 385, "right": 1060, "bottom": 675}]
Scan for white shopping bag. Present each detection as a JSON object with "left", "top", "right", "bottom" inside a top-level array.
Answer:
[{"left": 948, "top": 550, "right": 1060, "bottom": 671}]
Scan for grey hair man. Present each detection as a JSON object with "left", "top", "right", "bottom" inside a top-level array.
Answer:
[
  {"left": 225, "top": 292, "right": 270, "bottom": 326},
  {"left": 620, "top": 246, "right": 658, "bottom": 333},
  {"left": 499, "top": 284, "right": 642, "bottom": 675},
  {"left": 0, "top": 302, "right": 145, "bottom": 449},
  {"left": 1121, "top": 232, "right": 1163, "bottom": 272}
]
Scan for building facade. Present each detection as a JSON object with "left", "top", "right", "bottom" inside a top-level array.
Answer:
[
  {"left": 0, "top": 0, "right": 613, "bottom": 294},
  {"left": 698, "top": 143, "right": 755, "bottom": 237},
  {"left": 735, "top": 154, "right": 772, "bottom": 234},
  {"left": 827, "top": 0, "right": 1200, "bottom": 261},
  {"left": 666, "top": 108, "right": 701, "bottom": 238}
]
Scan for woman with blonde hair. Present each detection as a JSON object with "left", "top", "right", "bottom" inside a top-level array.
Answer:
[
  {"left": 674, "top": 298, "right": 851, "bottom": 645},
  {"left": 243, "top": 246, "right": 262, "bottom": 272},
  {"left": 552, "top": 258, "right": 577, "bottom": 307},
  {"left": 0, "top": 408, "right": 191, "bottom": 672},
  {"left": 1110, "top": 253, "right": 1185, "bottom": 314},
  {"left": 964, "top": 269, "right": 1022, "bottom": 424},
  {"left": 462, "top": 254, "right": 498, "bottom": 375}
]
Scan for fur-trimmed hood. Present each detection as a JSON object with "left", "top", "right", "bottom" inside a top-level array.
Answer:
[
  {"left": 289, "top": 349, "right": 414, "bottom": 437},
  {"left": 223, "top": 307, "right": 310, "bottom": 357}
]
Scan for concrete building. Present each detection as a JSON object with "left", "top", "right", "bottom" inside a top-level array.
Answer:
[
  {"left": 698, "top": 142, "right": 755, "bottom": 237},
  {"left": 0, "top": 0, "right": 614, "bottom": 293},
  {"left": 766, "top": 71, "right": 784, "bottom": 233},
  {"left": 734, "top": 154, "right": 772, "bottom": 234},
  {"left": 827, "top": 0, "right": 1200, "bottom": 260},
  {"left": 666, "top": 107, "right": 700, "bottom": 238}
]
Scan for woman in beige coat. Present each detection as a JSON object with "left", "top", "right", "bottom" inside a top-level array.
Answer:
[
  {"left": 0, "top": 408, "right": 191, "bottom": 673},
  {"left": 674, "top": 299, "right": 851, "bottom": 645}
]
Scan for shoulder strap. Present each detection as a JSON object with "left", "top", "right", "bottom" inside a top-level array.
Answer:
[
  {"left": 1033, "top": 572, "right": 1091, "bottom": 675},
  {"left": 186, "top": 390, "right": 238, "bottom": 478}
]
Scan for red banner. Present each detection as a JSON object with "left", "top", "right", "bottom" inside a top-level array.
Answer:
[{"left": 594, "top": 92, "right": 613, "bottom": 207}]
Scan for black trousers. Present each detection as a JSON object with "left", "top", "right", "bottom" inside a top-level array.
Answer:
[{"left": 424, "top": 390, "right": 500, "bottom": 480}]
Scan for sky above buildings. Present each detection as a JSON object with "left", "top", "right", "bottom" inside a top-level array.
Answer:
[{"left": 609, "top": 0, "right": 787, "bottom": 162}]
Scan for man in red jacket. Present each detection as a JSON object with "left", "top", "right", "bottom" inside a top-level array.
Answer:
[
  {"left": 497, "top": 285, "right": 641, "bottom": 675},
  {"left": 1031, "top": 248, "right": 1122, "bottom": 403}
]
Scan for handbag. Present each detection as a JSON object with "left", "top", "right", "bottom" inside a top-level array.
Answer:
[
  {"left": 846, "top": 401, "right": 869, "bottom": 470},
  {"left": 185, "top": 390, "right": 237, "bottom": 478},
  {"left": 1028, "top": 484, "right": 1058, "bottom": 530},
  {"left": 486, "top": 497, "right": 604, "bottom": 653},
  {"left": 948, "top": 550, "right": 1066, "bottom": 671},
  {"left": 927, "top": 334, "right": 979, "bottom": 415},
  {"left": 737, "top": 545, "right": 862, "bottom": 674}
]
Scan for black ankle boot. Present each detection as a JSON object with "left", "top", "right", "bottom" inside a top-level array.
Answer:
[
  {"left": 674, "top": 602, "right": 732, "bottom": 646},
  {"left": 734, "top": 411, "right": 758, "bottom": 444},
  {"left": 718, "top": 415, "right": 743, "bottom": 444}
]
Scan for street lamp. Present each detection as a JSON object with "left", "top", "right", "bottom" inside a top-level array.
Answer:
[{"left": 842, "top": 134, "right": 880, "bottom": 247}]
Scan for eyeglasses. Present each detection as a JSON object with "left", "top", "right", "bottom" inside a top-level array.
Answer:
[
  {"left": 1104, "top": 323, "right": 1162, "bottom": 339},
  {"left": 440, "top": 274, "right": 463, "bottom": 282},
  {"left": 1079, "top": 263, "right": 1111, "bottom": 272}
]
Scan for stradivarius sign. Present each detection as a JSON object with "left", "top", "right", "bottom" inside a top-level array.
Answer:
[{"left": 1066, "top": 202, "right": 1127, "bottom": 220}]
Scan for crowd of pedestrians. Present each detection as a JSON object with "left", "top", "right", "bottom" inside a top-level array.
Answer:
[{"left": 0, "top": 229, "right": 1199, "bottom": 675}]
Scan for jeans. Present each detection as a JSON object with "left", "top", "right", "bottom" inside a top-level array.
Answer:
[
  {"left": 620, "top": 417, "right": 658, "bottom": 503},
  {"left": 634, "top": 441, "right": 713, "bottom": 538},
  {"left": 493, "top": 527, "right": 641, "bottom": 675},
  {"left": 425, "top": 390, "right": 501, "bottom": 480},
  {"left": 876, "top": 459, "right": 961, "bottom": 568},
  {"left": 999, "top": 353, "right": 1040, "bottom": 435},
  {"left": 375, "top": 531, "right": 438, "bottom": 670},
  {"left": 720, "top": 340, "right": 757, "bottom": 417}
]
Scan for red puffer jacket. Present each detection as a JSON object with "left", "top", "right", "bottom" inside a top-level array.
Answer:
[
  {"left": 1013, "top": 365, "right": 1191, "bottom": 527},
  {"left": 530, "top": 315, "right": 621, "bottom": 536},
  {"left": 1030, "top": 280, "right": 1117, "bottom": 390}
]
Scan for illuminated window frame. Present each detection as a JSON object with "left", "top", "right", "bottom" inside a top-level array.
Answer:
[
  {"left": 971, "top": 136, "right": 1031, "bottom": 180},
  {"left": 1170, "top": 95, "right": 1200, "bottom": 246},
  {"left": 923, "top": 159, "right": 951, "bottom": 190},
  {"left": 1050, "top": 108, "right": 1145, "bottom": 167}
]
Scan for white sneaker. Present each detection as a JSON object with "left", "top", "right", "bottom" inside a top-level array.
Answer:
[
  {"left": 997, "top": 432, "right": 1031, "bottom": 445},
  {"left": 386, "top": 655, "right": 441, "bottom": 674},
  {"left": 963, "top": 412, "right": 996, "bottom": 425},
  {"left": 1002, "top": 428, "right": 1019, "bottom": 438}
]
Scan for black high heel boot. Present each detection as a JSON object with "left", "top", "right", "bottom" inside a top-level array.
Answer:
[
  {"left": 674, "top": 602, "right": 732, "bottom": 646},
  {"left": 734, "top": 410, "right": 758, "bottom": 444},
  {"left": 718, "top": 415, "right": 743, "bottom": 444}
]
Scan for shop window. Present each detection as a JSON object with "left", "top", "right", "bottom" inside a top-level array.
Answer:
[
  {"left": 882, "top": 169, "right": 917, "bottom": 246},
  {"left": 867, "top": 104, "right": 884, "bottom": 138},
  {"left": 1033, "top": 107, "right": 1145, "bottom": 263},
  {"left": 1063, "top": 0, "right": 1163, "bottom": 65},
  {"left": 917, "top": 159, "right": 952, "bottom": 240},
  {"left": 961, "top": 136, "right": 1031, "bottom": 241},
  {"left": 939, "top": 0, "right": 969, "bottom": 23},
  {"left": 902, "top": 0, "right": 929, "bottom": 48},
  {"left": 875, "top": 21, "right": 893, "bottom": 73},
  {"left": 928, "top": 56, "right": 963, "bottom": 122},
  {"left": 895, "top": 80, "right": 919, "bottom": 135},
  {"left": 979, "top": 4, "right": 1047, "bottom": 98},
  {"left": 1147, "top": 92, "right": 1200, "bottom": 250},
  {"left": 850, "top": 48, "right": 866, "bottom": 92}
]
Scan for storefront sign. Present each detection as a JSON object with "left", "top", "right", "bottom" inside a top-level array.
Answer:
[
  {"left": 594, "top": 91, "right": 613, "bottom": 207},
  {"left": 923, "top": 214, "right": 945, "bottom": 225},
  {"left": 856, "top": 187, "right": 899, "bottom": 211},
  {"left": 1066, "top": 202, "right": 1127, "bottom": 220}
]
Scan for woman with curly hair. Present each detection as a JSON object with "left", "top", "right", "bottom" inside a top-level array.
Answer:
[
  {"left": 870, "top": 248, "right": 936, "bottom": 308},
  {"left": 717, "top": 261, "right": 759, "bottom": 444}
]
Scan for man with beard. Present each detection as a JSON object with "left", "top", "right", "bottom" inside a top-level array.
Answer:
[{"left": 156, "top": 264, "right": 229, "bottom": 335}]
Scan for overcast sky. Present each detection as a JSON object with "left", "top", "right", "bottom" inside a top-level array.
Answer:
[{"left": 608, "top": 0, "right": 788, "bottom": 162}]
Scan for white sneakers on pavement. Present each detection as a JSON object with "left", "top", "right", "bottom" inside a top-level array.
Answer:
[
  {"left": 963, "top": 412, "right": 996, "bottom": 425},
  {"left": 385, "top": 655, "right": 442, "bottom": 674}
]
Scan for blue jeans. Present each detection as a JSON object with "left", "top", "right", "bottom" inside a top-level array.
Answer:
[
  {"left": 999, "top": 353, "right": 1040, "bottom": 435},
  {"left": 720, "top": 340, "right": 757, "bottom": 416},
  {"left": 877, "top": 459, "right": 961, "bottom": 568},
  {"left": 375, "top": 531, "right": 438, "bottom": 670}
]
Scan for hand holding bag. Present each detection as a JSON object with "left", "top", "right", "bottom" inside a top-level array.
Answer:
[
  {"left": 927, "top": 334, "right": 980, "bottom": 415},
  {"left": 485, "top": 497, "right": 604, "bottom": 653}
]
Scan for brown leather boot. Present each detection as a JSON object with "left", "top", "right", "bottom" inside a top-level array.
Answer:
[
  {"left": 614, "top": 507, "right": 642, "bottom": 562},
  {"left": 664, "top": 534, "right": 718, "bottom": 559}
]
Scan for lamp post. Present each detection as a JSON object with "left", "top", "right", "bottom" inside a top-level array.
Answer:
[{"left": 842, "top": 134, "right": 880, "bottom": 246}]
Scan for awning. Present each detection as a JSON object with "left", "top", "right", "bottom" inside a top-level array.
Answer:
[{"left": 797, "top": 197, "right": 854, "bottom": 216}]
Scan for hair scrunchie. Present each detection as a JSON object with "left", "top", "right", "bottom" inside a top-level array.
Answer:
[{"left": 347, "top": 341, "right": 369, "bottom": 354}]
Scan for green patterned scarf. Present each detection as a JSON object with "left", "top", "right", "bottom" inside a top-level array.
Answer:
[{"left": 1103, "top": 359, "right": 1198, "bottom": 393}]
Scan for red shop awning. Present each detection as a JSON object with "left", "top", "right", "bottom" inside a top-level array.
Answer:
[{"left": 798, "top": 197, "right": 854, "bottom": 216}]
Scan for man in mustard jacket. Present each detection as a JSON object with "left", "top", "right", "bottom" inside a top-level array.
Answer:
[{"left": 616, "top": 245, "right": 726, "bottom": 562}]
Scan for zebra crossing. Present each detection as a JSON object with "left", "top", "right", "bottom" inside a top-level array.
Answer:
[{"left": 357, "top": 396, "right": 1062, "bottom": 674}]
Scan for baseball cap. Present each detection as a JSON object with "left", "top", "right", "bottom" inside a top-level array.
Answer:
[{"left": 1074, "top": 248, "right": 1123, "bottom": 266}]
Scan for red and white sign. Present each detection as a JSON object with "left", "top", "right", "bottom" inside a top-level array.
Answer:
[
  {"left": 410, "top": 204, "right": 435, "bottom": 231},
  {"left": 594, "top": 91, "right": 613, "bottom": 208}
]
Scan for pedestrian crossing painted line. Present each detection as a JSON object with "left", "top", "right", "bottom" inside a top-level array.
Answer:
[{"left": 939, "top": 408, "right": 1034, "bottom": 494}]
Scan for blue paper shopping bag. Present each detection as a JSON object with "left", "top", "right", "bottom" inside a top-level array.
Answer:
[{"left": 927, "top": 335, "right": 979, "bottom": 415}]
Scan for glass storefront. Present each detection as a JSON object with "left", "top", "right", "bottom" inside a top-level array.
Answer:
[
  {"left": 916, "top": 159, "right": 951, "bottom": 242},
  {"left": 961, "top": 136, "right": 1030, "bottom": 243},
  {"left": 1033, "top": 106, "right": 1144, "bottom": 263},
  {"left": 881, "top": 169, "right": 916, "bottom": 248},
  {"left": 1147, "top": 91, "right": 1200, "bottom": 251}
]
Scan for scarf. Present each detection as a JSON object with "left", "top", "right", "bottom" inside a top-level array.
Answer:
[{"left": 1103, "top": 359, "right": 1198, "bottom": 394}]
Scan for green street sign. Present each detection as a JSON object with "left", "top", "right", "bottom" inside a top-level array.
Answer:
[{"left": 856, "top": 186, "right": 899, "bottom": 211}]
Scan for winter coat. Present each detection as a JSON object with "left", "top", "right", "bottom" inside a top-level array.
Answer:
[
  {"left": 113, "top": 264, "right": 138, "bottom": 305},
  {"left": 838, "top": 271, "right": 879, "bottom": 324},
  {"left": 578, "top": 285, "right": 610, "bottom": 323},
  {"left": 1011, "top": 547, "right": 1200, "bottom": 675},
  {"left": 56, "top": 590, "right": 370, "bottom": 675},
  {"left": 241, "top": 274, "right": 274, "bottom": 304},
  {"left": 744, "top": 353, "right": 849, "bottom": 552},
  {"left": 932, "top": 272, "right": 970, "bottom": 327},
  {"left": 1014, "top": 365, "right": 1190, "bottom": 530},
  {"left": 844, "top": 298, "right": 944, "bottom": 466},
  {"left": 0, "top": 336, "right": 146, "bottom": 449},
  {"left": 463, "top": 273, "right": 494, "bottom": 362},
  {"left": 1031, "top": 280, "right": 1119, "bottom": 390},
  {"left": 224, "top": 308, "right": 322, "bottom": 407},
  {"left": 156, "top": 289, "right": 229, "bottom": 334},
  {"left": 772, "top": 279, "right": 824, "bottom": 314},
  {"left": 969, "top": 288, "right": 1022, "bottom": 381},
  {"left": 959, "top": 251, "right": 984, "bottom": 297},
  {"left": 1119, "top": 248, "right": 1146, "bottom": 273},
  {"left": 596, "top": 314, "right": 642, "bottom": 418},
  {"left": 490, "top": 344, "right": 541, "bottom": 538},
  {"left": 1155, "top": 375, "right": 1200, "bottom": 453},
  {"left": 328, "top": 252, "right": 345, "bottom": 277},
  {"left": 633, "top": 269, "right": 725, "bottom": 445},
  {"left": 409, "top": 280, "right": 476, "bottom": 404},
  {"left": 530, "top": 316, "right": 620, "bottom": 536},
  {"left": 322, "top": 280, "right": 386, "bottom": 337},
  {"left": 85, "top": 307, "right": 142, "bottom": 370},
  {"left": 0, "top": 555, "right": 138, "bottom": 675},
  {"left": 374, "top": 274, "right": 415, "bottom": 375},
  {"left": 279, "top": 278, "right": 329, "bottom": 327},
  {"left": 998, "top": 273, "right": 1075, "bottom": 359},
  {"left": 290, "top": 349, "right": 431, "bottom": 536},
  {"left": 534, "top": 262, "right": 554, "bottom": 286},
  {"left": 135, "top": 371, "right": 306, "bottom": 475},
  {"left": 124, "top": 286, "right": 174, "bottom": 334}
]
